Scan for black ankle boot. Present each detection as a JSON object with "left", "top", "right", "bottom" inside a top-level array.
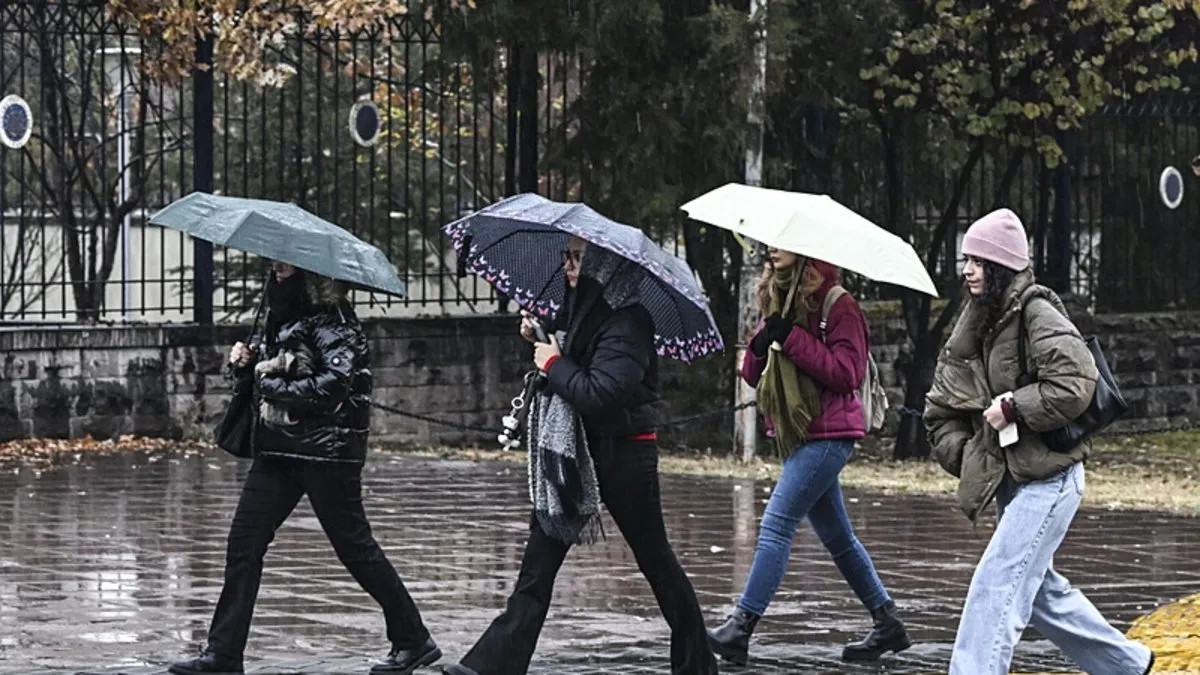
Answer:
[
  {"left": 707, "top": 606, "right": 760, "bottom": 666},
  {"left": 842, "top": 599, "right": 912, "bottom": 662}
]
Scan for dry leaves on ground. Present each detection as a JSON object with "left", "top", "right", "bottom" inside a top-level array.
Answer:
[{"left": 0, "top": 436, "right": 214, "bottom": 470}]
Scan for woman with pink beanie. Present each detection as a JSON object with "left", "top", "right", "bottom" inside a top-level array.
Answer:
[{"left": 924, "top": 209, "right": 1154, "bottom": 674}]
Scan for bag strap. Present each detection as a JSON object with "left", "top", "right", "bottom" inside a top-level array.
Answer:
[
  {"left": 1016, "top": 295, "right": 1049, "bottom": 382},
  {"left": 1016, "top": 299, "right": 1028, "bottom": 376},
  {"left": 819, "top": 285, "right": 848, "bottom": 343}
]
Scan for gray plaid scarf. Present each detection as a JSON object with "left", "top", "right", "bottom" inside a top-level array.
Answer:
[
  {"left": 525, "top": 246, "right": 643, "bottom": 545},
  {"left": 526, "top": 354, "right": 603, "bottom": 545}
]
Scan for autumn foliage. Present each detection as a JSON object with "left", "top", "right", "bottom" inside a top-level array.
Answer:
[
  {"left": 861, "top": 0, "right": 1200, "bottom": 165},
  {"left": 106, "top": 0, "right": 476, "bottom": 83}
]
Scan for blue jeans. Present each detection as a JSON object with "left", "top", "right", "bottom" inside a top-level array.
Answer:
[
  {"left": 950, "top": 463, "right": 1152, "bottom": 675},
  {"left": 738, "top": 439, "right": 891, "bottom": 616}
]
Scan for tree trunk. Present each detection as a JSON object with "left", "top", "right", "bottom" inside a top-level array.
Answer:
[
  {"left": 735, "top": 0, "right": 769, "bottom": 461},
  {"left": 893, "top": 322, "right": 941, "bottom": 459}
]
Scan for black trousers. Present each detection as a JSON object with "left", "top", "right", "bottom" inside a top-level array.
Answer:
[
  {"left": 205, "top": 456, "right": 429, "bottom": 658},
  {"left": 460, "top": 439, "right": 719, "bottom": 675}
]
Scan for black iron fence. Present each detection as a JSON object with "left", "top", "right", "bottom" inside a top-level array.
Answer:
[
  {"left": 0, "top": 1, "right": 529, "bottom": 323},
  {"left": 0, "top": 2, "right": 1197, "bottom": 323},
  {"left": 764, "top": 98, "right": 1200, "bottom": 311}
]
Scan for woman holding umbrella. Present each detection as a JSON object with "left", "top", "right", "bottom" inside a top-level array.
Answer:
[
  {"left": 147, "top": 193, "right": 438, "bottom": 674},
  {"left": 167, "top": 260, "right": 440, "bottom": 675},
  {"left": 706, "top": 249, "right": 911, "bottom": 666},
  {"left": 441, "top": 194, "right": 723, "bottom": 674}
]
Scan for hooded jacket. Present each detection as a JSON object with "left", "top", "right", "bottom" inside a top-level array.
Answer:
[
  {"left": 543, "top": 247, "right": 659, "bottom": 439},
  {"left": 740, "top": 260, "right": 870, "bottom": 441}
]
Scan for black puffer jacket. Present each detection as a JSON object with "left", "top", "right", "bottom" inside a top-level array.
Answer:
[
  {"left": 240, "top": 275, "right": 371, "bottom": 464},
  {"left": 544, "top": 276, "right": 659, "bottom": 439}
]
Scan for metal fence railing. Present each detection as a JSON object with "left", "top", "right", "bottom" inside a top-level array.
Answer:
[{"left": 1, "top": 3, "right": 1197, "bottom": 323}]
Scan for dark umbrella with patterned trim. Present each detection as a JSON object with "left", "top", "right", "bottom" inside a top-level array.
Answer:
[{"left": 444, "top": 193, "right": 724, "bottom": 363}]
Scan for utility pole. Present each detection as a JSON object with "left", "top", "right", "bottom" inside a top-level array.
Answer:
[
  {"left": 735, "top": 0, "right": 768, "bottom": 462},
  {"left": 97, "top": 47, "right": 141, "bottom": 320}
]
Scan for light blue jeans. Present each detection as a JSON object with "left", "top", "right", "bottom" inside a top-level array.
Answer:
[
  {"left": 738, "top": 439, "right": 891, "bottom": 616},
  {"left": 950, "top": 462, "right": 1152, "bottom": 675}
]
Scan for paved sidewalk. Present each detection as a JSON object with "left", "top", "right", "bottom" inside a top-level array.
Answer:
[{"left": 1, "top": 449, "right": 1195, "bottom": 674}]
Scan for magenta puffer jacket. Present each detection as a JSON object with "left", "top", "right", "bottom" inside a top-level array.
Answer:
[{"left": 742, "top": 271, "right": 869, "bottom": 442}]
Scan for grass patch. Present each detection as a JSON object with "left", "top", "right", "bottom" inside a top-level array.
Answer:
[
  {"left": 383, "top": 429, "right": 1200, "bottom": 516},
  {"left": 4, "top": 429, "right": 1197, "bottom": 515}
]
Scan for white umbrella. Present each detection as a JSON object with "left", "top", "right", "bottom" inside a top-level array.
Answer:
[{"left": 681, "top": 183, "right": 939, "bottom": 297}]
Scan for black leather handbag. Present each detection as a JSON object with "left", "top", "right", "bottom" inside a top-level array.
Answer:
[
  {"left": 213, "top": 289, "right": 268, "bottom": 458},
  {"left": 1016, "top": 299, "right": 1127, "bottom": 452},
  {"left": 214, "top": 375, "right": 256, "bottom": 458}
]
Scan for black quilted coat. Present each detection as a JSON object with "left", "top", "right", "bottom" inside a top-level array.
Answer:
[{"left": 239, "top": 274, "right": 372, "bottom": 464}]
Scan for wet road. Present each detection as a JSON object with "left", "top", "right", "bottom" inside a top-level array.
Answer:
[{"left": 2, "top": 448, "right": 1198, "bottom": 674}]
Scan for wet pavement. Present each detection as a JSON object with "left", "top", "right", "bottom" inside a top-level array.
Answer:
[{"left": 2, "top": 448, "right": 1198, "bottom": 674}]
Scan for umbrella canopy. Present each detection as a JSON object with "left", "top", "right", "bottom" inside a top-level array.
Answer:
[
  {"left": 444, "top": 193, "right": 723, "bottom": 362},
  {"left": 681, "top": 183, "right": 938, "bottom": 297},
  {"left": 150, "top": 192, "right": 406, "bottom": 297}
]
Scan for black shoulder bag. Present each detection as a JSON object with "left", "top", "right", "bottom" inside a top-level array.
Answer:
[
  {"left": 213, "top": 286, "right": 269, "bottom": 458},
  {"left": 1016, "top": 298, "right": 1127, "bottom": 452}
]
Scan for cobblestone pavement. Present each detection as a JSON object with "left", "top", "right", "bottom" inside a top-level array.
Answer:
[{"left": 2, "top": 448, "right": 1198, "bottom": 674}]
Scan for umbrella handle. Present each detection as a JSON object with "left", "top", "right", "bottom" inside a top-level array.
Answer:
[
  {"left": 731, "top": 231, "right": 756, "bottom": 257},
  {"left": 246, "top": 271, "right": 270, "bottom": 345}
]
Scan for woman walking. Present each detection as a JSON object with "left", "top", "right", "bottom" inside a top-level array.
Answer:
[
  {"left": 441, "top": 237, "right": 719, "bottom": 675},
  {"left": 924, "top": 208, "right": 1154, "bottom": 674},
  {"left": 708, "top": 249, "right": 910, "bottom": 666},
  {"left": 169, "top": 261, "right": 439, "bottom": 675}
]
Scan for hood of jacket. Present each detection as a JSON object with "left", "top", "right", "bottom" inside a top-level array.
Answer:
[{"left": 304, "top": 273, "right": 349, "bottom": 308}]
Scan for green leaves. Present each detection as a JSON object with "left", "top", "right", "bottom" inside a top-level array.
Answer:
[{"left": 860, "top": 0, "right": 1199, "bottom": 167}]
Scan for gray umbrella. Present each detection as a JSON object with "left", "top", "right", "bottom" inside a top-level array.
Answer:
[{"left": 149, "top": 191, "right": 406, "bottom": 297}]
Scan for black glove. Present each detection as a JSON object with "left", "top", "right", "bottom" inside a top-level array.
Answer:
[
  {"left": 749, "top": 327, "right": 772, "bottom": 357},
  {"left": 764, "top": 314, "right": 793, "bottom": 345}
]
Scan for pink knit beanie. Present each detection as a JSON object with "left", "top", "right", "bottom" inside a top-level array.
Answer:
[{"left": 961, "top": 208, "right": 1029, "bottom": 272}]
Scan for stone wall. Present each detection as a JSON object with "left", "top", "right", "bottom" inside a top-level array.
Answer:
[
  {"left": 0, "top": 317, "right": 529, "bottom": 446},
  {"left": 0, "top": 310, "right": 1197, "bottom": 448},
  {"left": 1086, "top": 311, "right": 1200, "bottom": 432}
]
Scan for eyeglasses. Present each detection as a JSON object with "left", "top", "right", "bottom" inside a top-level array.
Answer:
[{"left": 561, "top": 249, "right": 584, "bottom": 266}]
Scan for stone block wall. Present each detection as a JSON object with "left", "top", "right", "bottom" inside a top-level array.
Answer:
[
  {"left": 0, "top": 310, "right": 1197, "bottom": 448},
  {"left": 1088, "top": 312, "right": 1200, "bottom": 432}
]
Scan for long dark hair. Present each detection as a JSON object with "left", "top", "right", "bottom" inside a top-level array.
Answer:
[{"left": 974, "top": 260, "right": 1017, "bottom": 347}]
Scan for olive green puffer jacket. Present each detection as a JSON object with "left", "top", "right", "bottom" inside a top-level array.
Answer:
[{"left": 924, "top": 270, "right": 1097, "bottom": 521}]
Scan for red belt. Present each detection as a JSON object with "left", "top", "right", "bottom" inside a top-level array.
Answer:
[{"left": 629, "top": 432, "right": 657, "bottom": 442}]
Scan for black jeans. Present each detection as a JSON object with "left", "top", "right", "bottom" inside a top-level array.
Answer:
[
  {"left": 205, "top": 456, "right": 429, "bottom": 658},
  {"left": 460, "top": 439, "right": 718, "bottom": 675}
]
